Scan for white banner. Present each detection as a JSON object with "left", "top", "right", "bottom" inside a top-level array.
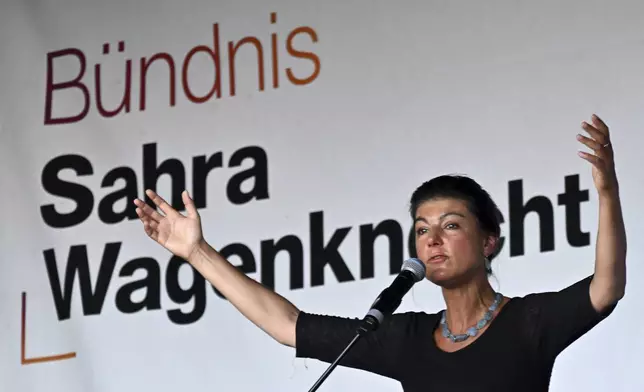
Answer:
[{"left": 1, "top": 1, "right": 642, "bottom": 391}]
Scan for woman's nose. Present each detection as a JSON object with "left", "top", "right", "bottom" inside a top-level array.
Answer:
[{"left": 425, "top": 229, "right": 443, "bottom": 246}]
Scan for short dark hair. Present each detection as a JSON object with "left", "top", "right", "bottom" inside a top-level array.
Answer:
[{"left": 409, "top": 174, "right": 503, "bottom": 272}]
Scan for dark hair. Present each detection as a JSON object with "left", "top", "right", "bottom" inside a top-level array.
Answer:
[{"left": 409, "top": 174, "right": 503, "bottom": 274}]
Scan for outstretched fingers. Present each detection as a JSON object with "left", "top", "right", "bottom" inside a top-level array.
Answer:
[
  {"left": 590, "top": 114, "right": 610, "bottom": 136},
  {"left": 576, "top": 113, "right": 616, "bottom": 172},
  {"left": 145, "top": 189, "right": 179, "bottom": 218},
  {"left": 133, "top": 192, "right": 170, "bottom": 243},
  {"left": 581, "top": 121, "right": 607, "bottom": 145},
  {"left": 133, "top": 198, "right": 164, "bottom": 222},
  {"left": 578, "top": 114, "right": 613, "bottom": 163},
  {"left": 182, "top": 190, "right": 199, "bottom": 219},
  {"left": 577, "top": 150, "right": 605, "bottom": 168},
  {"left": 581, "top": 114, "right": 611, "bottom": 149},
  {"left": 576, "top": 133, "right": 603, "bottom": 152}
]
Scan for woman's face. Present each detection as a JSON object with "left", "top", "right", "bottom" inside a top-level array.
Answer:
[{"left": 413, "top": 197, "right": 496, "bottom": 287}]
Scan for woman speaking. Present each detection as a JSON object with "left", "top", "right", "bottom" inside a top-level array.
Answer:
[{"left": 133, "top": 114, "right": 626, "bottom": 391}]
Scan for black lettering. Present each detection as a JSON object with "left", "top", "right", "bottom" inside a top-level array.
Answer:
[
  {"left": 407, "top": 225, "right": 417, "bottom": 260},
  {"left": 310, "top": 211, "right": 354, "bottom": 286},
  {"left": 227, "top": 146, "right": 269, "bottom": 205},
  {"left": 509, "top": 179, "right": 555, "bottom": 256},
  {"left": 359, "top": 219, "right": 404, "bottom": 278},
  {"left": 40, "top": 154, "right": 94, "bottom": 228},
  {"left": 557, "top": 174, "right": 590, "bottom": 247},
  {"left": 192, "top": 152, "right": 223, "bottom": 209},
  {"left": 115, "top": 257, "right": 162, "bottom": 313},
  {"left": 260, "top": 235, "right": 304, "bottom": 290},
  {"left": 143, "top": 142, "right": 186, "bottom": 210},
  {"left": 166, "top": 256, "right": 206, "bottom": 325},
  {"left": 98, "top": 167, "right": 139, "bottom": 224},
  {"left": 43, "top": 242, "right": 120, "bottom": 320}
]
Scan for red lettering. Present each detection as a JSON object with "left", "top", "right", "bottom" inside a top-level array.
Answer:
[
  {"left": 95, "top": 41, "right": 132, "bottom": 117},
  {"left": 44, "top": 49, "right": 90, "bottom": 125},
  {"left": 286, "top": 27, "right": 321, "bottom": 85},
  {"left": 270, "top": 12, "right": 279, "bottom": 89},
  {"left": 182, "top": 24, "right": 222, "bottom": 103},
  {"left": 228, "top": 36, "right": 265, "bottom": 97},
  {"left": 139, "top": 53, "right": 176, "bottom": 111},
  {"left": 42, "top": 13, "right": 321, "bottom": 125}
]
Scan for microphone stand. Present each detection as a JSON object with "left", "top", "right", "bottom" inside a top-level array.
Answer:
[
  {"left": 307, "top": 316, "right": 378, "bottom": 392},
  {"left": 305, "top": 258, "right": 425, "bottom": 391}
]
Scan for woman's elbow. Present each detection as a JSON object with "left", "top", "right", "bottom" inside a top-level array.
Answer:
[
  {"left": 274, "top": 309, "right": 300, "bottom": 348},
  {"left": 590, "top": 278, "right": 625, "bottom": 312}
]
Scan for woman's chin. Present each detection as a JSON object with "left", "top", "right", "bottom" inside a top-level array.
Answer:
[
  {"left": 427, "top": 267, "right": 476, "bottom": 289},
  {"left": 426, "top": 268, "right": 456, "bottom": 286}
]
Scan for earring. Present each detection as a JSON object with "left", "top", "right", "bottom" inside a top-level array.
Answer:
[{"left": 484, "top": 256, "right": 491, "bottom": 272}]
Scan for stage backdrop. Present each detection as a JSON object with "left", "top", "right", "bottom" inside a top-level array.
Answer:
[{"left": 1, "top": 1, "right": 642, "bottom": 391}]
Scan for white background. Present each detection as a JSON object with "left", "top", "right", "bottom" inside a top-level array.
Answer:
[{"left": 1, "top": 1, "right": 642, "bottom": 391}]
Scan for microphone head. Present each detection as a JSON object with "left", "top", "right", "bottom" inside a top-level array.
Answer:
[{"left": 401, "top": 258, "right": 426, "bottom": 282}]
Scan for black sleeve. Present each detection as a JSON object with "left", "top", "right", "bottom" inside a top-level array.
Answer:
[
  {"left": 526, "top": 275, "right": 618, "bottom": 360},
  {"left": 295, "top": 311, "right": 420, "bottom": 381}
]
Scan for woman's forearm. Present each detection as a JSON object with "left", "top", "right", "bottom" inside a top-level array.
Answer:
[
  {"left": 590, "top": 188, "right": 627, "bottom": 311},
  {"left": 188, "top": 239, "right": 301, "bottom": 347}
]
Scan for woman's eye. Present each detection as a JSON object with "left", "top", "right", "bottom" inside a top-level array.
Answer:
[
  {"left": 445, "top": 223, "right": 459, "bottom": 229},
  {"left": 416, "top": 228, "right": 427, "bottom": 235}
]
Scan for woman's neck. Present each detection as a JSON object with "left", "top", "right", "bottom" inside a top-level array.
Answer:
[{"left": 441, "top": 275, "right": 497, "bottom": 333}]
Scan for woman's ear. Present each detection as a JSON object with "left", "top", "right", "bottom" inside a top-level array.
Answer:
[{"left": 483, "top": 235, "right": 498, "bottom": 258}]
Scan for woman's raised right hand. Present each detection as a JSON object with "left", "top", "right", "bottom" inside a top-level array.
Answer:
[{"left": 133, "top": 189, "right": 203, "bottom": 261}]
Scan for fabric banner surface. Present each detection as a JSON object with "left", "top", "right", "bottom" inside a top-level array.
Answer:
[{"left": 1, "top": 1, "right": 642, "bottom": 391}]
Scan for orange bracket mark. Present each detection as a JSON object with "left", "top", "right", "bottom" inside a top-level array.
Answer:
[{"left": 21, "top": 292, "right": 76, "bottom": 365}]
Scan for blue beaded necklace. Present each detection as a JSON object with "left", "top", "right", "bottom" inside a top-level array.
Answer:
[{"left": 440, "top": 292, "right": 503, "bottom": 343}]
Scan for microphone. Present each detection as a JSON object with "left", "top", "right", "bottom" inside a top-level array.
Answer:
[
  {"left": 306, "top": 257, "right": 426, "bottom": 392},
  {"left": 358, "top": 257, "right": 426, "bottom": 333}
]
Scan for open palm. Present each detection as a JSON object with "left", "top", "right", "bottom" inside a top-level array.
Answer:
[{"left": 133, "top": 189, "right": 203, "bottom": 260}]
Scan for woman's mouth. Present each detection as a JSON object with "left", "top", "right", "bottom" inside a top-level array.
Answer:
[{"left": 428, "top": 255, "right": 448, "bottom": 264}]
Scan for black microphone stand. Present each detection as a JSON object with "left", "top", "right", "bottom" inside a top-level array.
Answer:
[
  {"left": 305, "top": 258, "right": 425, "bottom": 391},
  {"left": 306, "top": 315, "right": 379, "bottom": 392}
]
